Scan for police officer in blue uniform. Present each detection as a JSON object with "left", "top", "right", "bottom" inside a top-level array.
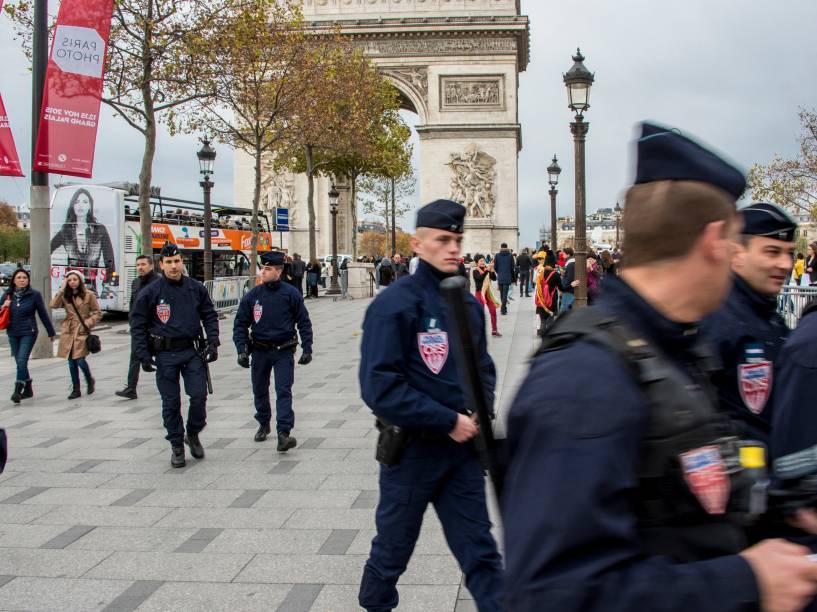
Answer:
[
  {"left": 703, "top": 202, "right": 796, "bottom": 446},
  {"left": 502, "top": 123, "right": 817, "bottom": 611},
  {"left": 233, "top": 251, "right": 313, "bottom": 451},
  {"left": 358, "top": 200, "right": 502, "bottom": 612},
  {"left": 130, "top": 243, "right": 219, "bottom": 468}
]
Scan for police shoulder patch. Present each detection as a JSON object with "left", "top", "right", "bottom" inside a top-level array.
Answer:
[
  {"left": 253, "top": 301, "right": 263, "bottom": 324},
  {"left": 156, "top": 301, "right": 171, "bottom": 324},
  {"left": 679, "top": 445, "right": 729, "bottom": 515},
  {"left": 738, "top": 361, "right": 773, "bottom": 415},
  {"left": 417, "top": 332, "right": 449, "bottom": 375}
]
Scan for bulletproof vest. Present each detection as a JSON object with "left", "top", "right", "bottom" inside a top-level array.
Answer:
[{"left": 539, "top": 308, "right": 753, "bottom": 562}]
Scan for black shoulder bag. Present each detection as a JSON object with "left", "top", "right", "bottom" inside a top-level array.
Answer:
[{"left": 70, "top": 298, "right": 102, "bottom": 354}]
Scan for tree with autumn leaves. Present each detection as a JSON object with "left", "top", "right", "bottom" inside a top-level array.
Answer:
[{"left": 748, "top": 109, "right": 817, "bottom": 221}]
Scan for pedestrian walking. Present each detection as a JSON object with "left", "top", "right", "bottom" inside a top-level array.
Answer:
[
  {"left": 502, "top": 122, "right": 817, "bottom": 611},
  {"left": 130, "top": 243, "right": 220, "bottom": 468},
  {"left": 376, "top": 257, "right": 395, "bottom": 293},
  {"left": 358, "top": 199, "right": 502, "bottom": 612},
  {"left": 516, "top": 248, "right": 532, "bottom": 297},
  {"left": 2, "top": 268, "right": 55, "bottom": 403},
  {"left": 473, "top": 257, "right": 500, "bottom": 336},
  {"left": 233, "top": 251, "right": 313, "bottom": 451},
  {"left": 559, "top": 247, "right": 576, "bottom": 313},
  {"left": 305, "top": 258, "right": 321, "bottom": 299},
  {"left": 493, "top": 243, "right": 514, "bottom": 314},
  {"left": 393, "top": 254, "right": 409, "bottom": 279},
  {"left": 115, "top": 254, "right": 157, "bottom": 399},
  {"left": 702, "top": 202, "right": 797, "bottom": 447},
  {"left": 50, "top": 271, "right": 101, "bottom": 400},
  {"left": 805, "top": 242, "right": 817, "bottom": 286},
  {"left": 291, "top": 253, "right": 306, "bottom": 295},
  {"left": 532, "top": 252, "right": 564, "bottom": 336}
]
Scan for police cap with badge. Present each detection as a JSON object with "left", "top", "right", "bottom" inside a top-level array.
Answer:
[
  {"left": 738, "top": 202, "right": 797, "bottom": 242},
  {"left": 161, "top": 242, "right": 180, "bottom": 258},
  {"left": 635, "top": 121, "right": 746, "bottom": 198},
  {"left": 260, "top": 251, "right": 286, "bottom": 267},
  {"left": 416, "top": 199, "right": 465, "bottom": 234}
]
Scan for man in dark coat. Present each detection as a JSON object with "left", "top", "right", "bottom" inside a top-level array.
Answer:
[
  {"left": 493, "top": 243, "right": 514, "bottom": 315},
  {"left": 516, "top": 248, "right": 533, "bottom": 296},
  {"left": 116, "top": 254, "right": 158, "bottom": 399},
  {"left": 290, "top": 253, "right": 306, "bottom": 295}
]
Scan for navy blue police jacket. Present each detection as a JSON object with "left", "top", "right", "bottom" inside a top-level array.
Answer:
[
  {"left": 770, "top": 302, "right": 817, "bottom": 461},
  {"left": 702, "top": 275, "right": 789, "bottom": 445},
  {"left": 232, "top": 280, "right": 313, "bottom": 354},
  {"left": 130, "top": 274, "right": 219, "bottom": 363},
  {"left": 359, "top": 259, "right": 496, "bottom": 434},
  {"left": 502, "top": 276, "right": 758, "bottom": 612}
]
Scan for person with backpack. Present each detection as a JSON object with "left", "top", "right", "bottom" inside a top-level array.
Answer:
[{"left": 532, "top": 252, "right": 565, "bottom": 336}]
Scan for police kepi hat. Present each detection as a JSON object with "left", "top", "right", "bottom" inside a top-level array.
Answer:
[
  {"left": 739, "top": 202, "right": 798, "bottom": 242},
  {"left": 160, "top": 242, "right": 180, "bottom": 258},
  {"left": 635, "top": 122, "right": 746, "bottom": 200},
  {"left": 416, "top": 199, "right": 465, "bottom": 234},
  {"left": 260, "top": 251, "right": 286, "bottom": 266}
]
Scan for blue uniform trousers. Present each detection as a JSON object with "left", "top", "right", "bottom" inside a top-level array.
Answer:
[
  {"left": 155, "top": 348, "right": 207, "bottom": 446},
  {"left": 251, "top": 348, "right": 295, "bottom": 434},
  {"left": 359, "top": 440, "right": 502, "bottom": 612}
]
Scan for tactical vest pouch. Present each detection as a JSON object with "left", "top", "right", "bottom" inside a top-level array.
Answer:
[{"left": 375, "top": 418, "right": 411, "bottom": 467}]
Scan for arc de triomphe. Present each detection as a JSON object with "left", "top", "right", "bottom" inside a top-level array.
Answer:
[{"left": 233, "top": 0, "right": 530, "bottom": 258}]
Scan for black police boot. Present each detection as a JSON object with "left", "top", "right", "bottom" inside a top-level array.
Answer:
[
  {"left": 185, "top": 433, "right": 205, "bottom": 459},
  {"left": 86, "top": 376, "right": 96, "bottom": 395},
  {"left": 171, "top": 445, "right": 186, "bottom": 468},
  {"left": 254, "top": 424, "right": 271, "bottom": 442},
  {"left": 277, "top": 433, "right": 297, "bottom": 453},
  {"left": 21, "top": 380, "right": 33, "bottom": 399},
  {"left": 67, "top": 384, "right": 81, "bottom": 400},
  {"left": 11, "top": 382, "right": 24, "bottom": 404},
  {"left": 115, "top": 387, "right": 137, "bottom": 400}
]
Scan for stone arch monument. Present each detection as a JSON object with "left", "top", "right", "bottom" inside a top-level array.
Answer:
[{"left": 233, "top": 0, "right": 529, "bottom": 258}]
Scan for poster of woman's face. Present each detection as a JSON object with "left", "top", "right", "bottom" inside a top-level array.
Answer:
[{"left": 50, "top": 185, "right": 120, "bottom": 309}]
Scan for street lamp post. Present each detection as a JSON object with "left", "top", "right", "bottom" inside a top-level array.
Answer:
[
  {"left": 563, "top": 48, "right": 594, "bottom": 308},
  {"left": 196, "top": 139, "right": 216, "bottom": 282},
  {"left": 326, "top": 183, "right": 342, "bottom": 296},
  {"left": 614, "top": 201, "right": 622, "bottom": 249},
  {"left": 547, "top": 155, "right": 561, "bottom": 251}
]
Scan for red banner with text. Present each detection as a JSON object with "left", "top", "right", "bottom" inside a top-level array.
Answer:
[
  {"left": 0, "top": 0, "right": 25, "bottom": 177},
  {"left": 32, "top": 0, "right": 113, "bottom": 178}
]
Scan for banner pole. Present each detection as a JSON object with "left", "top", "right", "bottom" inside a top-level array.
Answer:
[{"left": 30, "top": 0, "right": 52, "bottom": 359}]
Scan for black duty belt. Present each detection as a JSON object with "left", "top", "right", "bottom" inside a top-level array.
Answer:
[
  {"left": 150, "top": 335, "right": 195, "bottom": 352},
  {"left": 251, "top": 337, "right": 298, "bottom": 352}
]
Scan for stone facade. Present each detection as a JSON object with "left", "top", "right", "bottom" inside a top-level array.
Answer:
[{"left": 233, "top": 2, "right": 529, "bottom": 258}]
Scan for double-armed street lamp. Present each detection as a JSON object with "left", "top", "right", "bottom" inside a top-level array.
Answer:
[
  {"left": 614, "top": 201, "right": 622, "bottom": 249},
  {"left": 547, "top": 155, "right": 561, "bottom": 251},
  {"left": 326, "top": 183, "right": 342, "bottom": 296},
  {"left": 196, "top": 139, "right": 216, "bottom": 282},
  {"left": 563, "top": 48, "right": 594, "bottom": 308}
]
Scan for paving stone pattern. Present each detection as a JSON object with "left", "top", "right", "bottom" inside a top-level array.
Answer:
[{"left": 0, "top": 291, "right": 536, "bottom": 610}]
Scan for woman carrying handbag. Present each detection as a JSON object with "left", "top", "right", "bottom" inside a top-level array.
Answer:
[
  {"left": 50, "top": 270, "right": 102, "bottom": 399},
  {"left": 1, "top": 268, "right": 56, "bottom": 403}
]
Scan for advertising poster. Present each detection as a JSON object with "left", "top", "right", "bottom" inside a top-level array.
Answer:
[
  {"left": 150, "top": 223, "right": 273, "bottom": 252},
  {"left": 32, "top": 0, "right": 114, "bottom": 177},
  {"left": 0, "top": 93, "right": 23, "bottom": 177},
  {"left": 50, "top": 185, "right": 121, "bottom": 310}
]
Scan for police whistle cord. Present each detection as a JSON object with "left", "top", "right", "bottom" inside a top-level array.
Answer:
[
  {"left": 440, "top": 276, "right": 505, "bottom": 499},
  {"left": 195, "top": 336, "right": 214, "bottom": 395}
]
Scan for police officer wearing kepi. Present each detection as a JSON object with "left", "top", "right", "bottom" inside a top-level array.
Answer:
[
  {"left": 233, "top": 250, "right": 313, "bottom": 452},
  {"left": 358, "top": 199, "right": 502, "bottom": 612},
  {"left": 130, "top": 243, "right": 219, "bottom": 468},
  {"left": 702, "top": 202, "right": 796, "bottom": 446},
  {"left": 502, "top": 122, "right": 817, "bottom": 612}
]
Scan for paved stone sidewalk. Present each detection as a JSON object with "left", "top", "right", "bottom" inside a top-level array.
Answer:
[{"left": 0, "top": 289, "right": 537, "bottom": 611}]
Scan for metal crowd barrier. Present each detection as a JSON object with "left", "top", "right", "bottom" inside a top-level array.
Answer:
[
  {"left": 777, "top": 286, "right": 817, "bottom": 328},
  {"left": 204, "top": 276, "right": 253, "bottom": 313}
]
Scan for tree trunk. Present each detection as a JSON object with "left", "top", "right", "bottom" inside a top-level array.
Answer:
[
  {"left": 249, "top": 143, "right": 262, "bottom": 278},
  {"left": 305, "top": 144, "right": 317, "bottom": 262},
  {"left": 138, "top": 6, "right": 154, "bottom": 258},
  {"left": 350, "top": 173, "right": 358, "bottom": 260}
]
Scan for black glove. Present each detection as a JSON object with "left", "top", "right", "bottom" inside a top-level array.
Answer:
[
  {"left": 141, "top": 357, "right": 156, "bottom": 372},
  {"left": 206, "top": 343, "right": 218, "bottom": 363},
  {"left": 298, "top": 352, "right": 312, "bottom": 365},
  {"left": 237, "top": 352, "right": 250, "bottom": 368}
]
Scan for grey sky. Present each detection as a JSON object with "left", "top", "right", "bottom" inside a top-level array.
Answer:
[{"left": 2, "top": 0, "right": 816, "bottom": 248}]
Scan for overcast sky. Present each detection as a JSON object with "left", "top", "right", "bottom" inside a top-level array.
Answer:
[{"left": 2, "top": 0, "right": 816, "bottom": 247}]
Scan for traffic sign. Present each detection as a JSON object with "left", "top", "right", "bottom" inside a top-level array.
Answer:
[{"left": 274, "top": 207, "right": 289, "bottom": 232}]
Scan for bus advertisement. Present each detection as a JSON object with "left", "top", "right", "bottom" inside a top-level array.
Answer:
[{"left": 50, "top": 183, "right": 273, "bottom": 312}]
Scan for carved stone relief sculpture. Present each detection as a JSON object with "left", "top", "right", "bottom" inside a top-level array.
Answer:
[
  {"left": 447, "top": 144, "right": 496, "bottom": 219},
  {"left": 440, "top": 75, "right": 505, "bottom": 111},
  {"left": 260, "top": 157, "right": 298, "bottom": 226}
]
